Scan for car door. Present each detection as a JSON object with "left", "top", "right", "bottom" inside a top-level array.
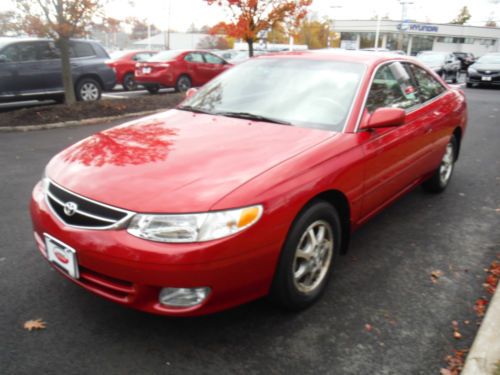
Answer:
[
  {"left": 202, "top": 52, "right": 229, "bottom": 81},
  {"left": 35, "top": 41, "right": 64, "bottom": 92},
  {"left": 0, "top": 41, "right": 44, "bottom": 95},
  {"left": 358, "top": 61, "right": 430, "bottom": 220},
  {"left": 183, "top": 52, "right": 207, "bottom": 85},
  {"left": 407, "top": 63, "right": 455, "bottom": 168}
]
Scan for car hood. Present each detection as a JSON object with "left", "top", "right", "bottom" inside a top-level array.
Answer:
[
  {"left": 47, "top": 110, "right": 335, "bottom": 213},
  {"left": 471, "top": 63, "right": 500, "bottom": 71}
]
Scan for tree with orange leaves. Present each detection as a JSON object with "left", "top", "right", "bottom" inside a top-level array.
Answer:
[
  {"left": 206, "top": 0, "right": 312, "bottom": 57},
  {"left": 14, "top": 0, "right": 102, "bottom": 104}
]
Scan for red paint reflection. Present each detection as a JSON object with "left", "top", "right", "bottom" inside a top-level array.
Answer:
[{"left": 62, "top": 121, "right": 177, "bottom": 167}]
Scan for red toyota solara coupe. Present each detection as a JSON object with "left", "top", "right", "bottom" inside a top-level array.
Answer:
[
  {"left": 106, "top": 50, "right": 156, "bottom": 91},
  {"left": 135, "top": 49, "right": 232, "bottom": 93},
  {"left": 30, "top": 51, "right": 467, "bottom": 316}
]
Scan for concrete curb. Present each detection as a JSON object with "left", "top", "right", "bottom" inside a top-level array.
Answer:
[
  {"left": 462, "top": 284, "right": 500, "bottom": 374},
  {"left": 0, "top": 109, "right": 163, "bottom": 133}
]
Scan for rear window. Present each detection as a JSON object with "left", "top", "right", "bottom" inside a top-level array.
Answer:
[{"left": 70, "top": 42, "right": 96, "bottom": 58}]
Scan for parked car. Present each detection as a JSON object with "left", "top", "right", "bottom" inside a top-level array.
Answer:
[
  {"left": 416, "top": 51, "right": 461, "bottom": 83},
  {"left": 106, "top": 50, "right": 156, "bottom": 91},
  {"left": 361, "top": 48, "right": 405, "bottom": 55},
  {"left": 466, "top": 53, "right": 500, "bottom": 88},
  {"left": 0, "top": 37, "right": 115, "bottom": 102},
  {"left": 135, "top": 50, "right": 232, "bottom": 93},
  {"left": 31, "top": 51, "right": 467, "bottom": 316}
]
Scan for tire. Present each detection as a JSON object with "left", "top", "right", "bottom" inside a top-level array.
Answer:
[
  {"left": 466, "top": 82, "right": 473, "bottom": 88},
  {"left": 175, "top": 75, "right": 192, "bottom": 92},
  {"left": 452, "top": 71, "right": 458, "bottom": 84},
  {"left": 422, "top": 135, "right": 457, "bottom": 193},
  {"left": 146, "top": 85, "right": 160, "bottom": 94},
  {"left": 122, "top": 73, "right": 137, "bottom": 91},
  {"left": 75, "top": 78, "right": 102, "bottom": 102},
  {"left": 269, "top": 200, "right": 341, "bottom": 311}
]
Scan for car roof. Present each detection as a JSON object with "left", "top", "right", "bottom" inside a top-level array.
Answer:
[{"left": 255, "top": 50, "right": 412, "bottom": 66}]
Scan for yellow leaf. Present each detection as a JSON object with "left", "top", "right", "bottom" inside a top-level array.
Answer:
[{"left": 24, "top": 319, "right": 47, "bottom": 331}]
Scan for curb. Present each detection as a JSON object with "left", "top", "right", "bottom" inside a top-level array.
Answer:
[
  {"left": 0, "top": 109, "right": 163, "bottom": 133},
  {"left": 462, "top": 284, "right": 500, "bottom": 374}
]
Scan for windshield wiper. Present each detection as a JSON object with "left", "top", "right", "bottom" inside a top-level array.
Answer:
[
  {"left": 177, "top": 105, "right": 214, "bottom": 115},
  {"left": 217, "top": 111, "right": 292, "bottom": 126}
]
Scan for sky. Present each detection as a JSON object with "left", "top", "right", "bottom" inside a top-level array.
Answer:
[{"left": 1, "top": 0, "right": 499, "bottom": 31}]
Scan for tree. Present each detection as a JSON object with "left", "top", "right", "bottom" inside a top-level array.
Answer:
[
  {"left": 197, "top": 35, "right": 230, "bottom": 49},
  {"left": 450, "top": 6, "right": 471, "bottom": 25},
  {"left": 127, "top": 17, "right": 160, "bottom": 40},
  {"left": 206, "top": 0, "right": 312, "bottom": 57},
  {"left": 295, "top": 19, "right": 330, "bottom": 49},
  {"left": 485, "top": 18, "right": 497, "bottom": 27},
  {"left": 15, "top": 0, "right": 102, "bottom": 105},
  {"left": 0, "top": 11, "right": 21, "bottom": 36}
]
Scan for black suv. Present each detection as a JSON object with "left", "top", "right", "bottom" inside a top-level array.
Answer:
[{"left": 0, "top": 37, "right": 115, "bottom": 103}]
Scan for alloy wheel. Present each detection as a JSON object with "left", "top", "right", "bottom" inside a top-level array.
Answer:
[{"left": 439, "top": 142, "right": 454, "bottom": 186}]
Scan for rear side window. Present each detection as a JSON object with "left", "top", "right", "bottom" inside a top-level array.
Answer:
[
  {"left": 70, "top": 42, "right": 96, "bottom": 58},
  {"left": 408, "top": 64, "right": 446, "bottom": 103},
  {"left": 37, "top": 41, "right": 60, "bottom": 60},
  {"left": 366, "top": 62, "right": 419, "bottom": 113},
  {"left": 184, "top": 53, "right": 204, "bottom": 63},
  {"left": 203, "top": 53, "right": 224, "bottom": 64}
]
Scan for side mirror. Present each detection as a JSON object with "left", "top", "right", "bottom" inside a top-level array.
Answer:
[
  {"left": 361, "top": 108, "right": 406, "bottom": 130},
  {"left": 185, "top": 87, "right": 198, "bottom": 99}
]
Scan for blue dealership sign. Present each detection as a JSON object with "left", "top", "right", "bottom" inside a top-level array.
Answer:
[{"left": 397, "top": 23, "right": 439, "bottom": 32}]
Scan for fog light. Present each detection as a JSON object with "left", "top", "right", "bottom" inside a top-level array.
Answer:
[{"left": 159, "top": 287, "right": 211, "bottom": 307}]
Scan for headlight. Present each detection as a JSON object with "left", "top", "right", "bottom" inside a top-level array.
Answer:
[
  {"left": 127, "top": 205, "right": 263, "bottom": 243},
  {"left": 468, "top": 67, "right": 477, "bottom": 74}
]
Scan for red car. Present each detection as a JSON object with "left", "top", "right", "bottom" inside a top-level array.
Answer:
[
  {"left": 30, "top": 51, "right": 467, "bottom": 316},
  {"left": 106, "top": 50, "right": 156, "bottom": 91},
  {"left": 135, "top": 50, "right": 232, "bottom": 93}
]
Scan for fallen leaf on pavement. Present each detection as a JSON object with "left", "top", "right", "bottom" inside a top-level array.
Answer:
[
  {"left": 474, "top": 298, "right": 488, "bottom": 317},
  {"left": 431, "top": 270, "right": 444, "bottom": 283},
  {"left": 364, "top": 324, "right": 372, "bottom": 332},
  {"left": 24, "top": 319, "right": 46, "bottom": 331}
]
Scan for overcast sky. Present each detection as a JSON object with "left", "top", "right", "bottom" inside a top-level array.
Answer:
[{"left": 2, "top": 0, "right": 499, "bottom": 31}]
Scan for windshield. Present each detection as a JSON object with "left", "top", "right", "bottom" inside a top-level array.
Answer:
[
  {"left": 476, "top": 55, "right": 500, "bottom": 64},
  {"left": 148, "top": 50, "right": 181, "bottom": 62},
  {"left": 417, "top": 53, "right": 446, "bottom": 65},
  {"left": 180, "top": 58, "right": 365, "bottom": 132}
]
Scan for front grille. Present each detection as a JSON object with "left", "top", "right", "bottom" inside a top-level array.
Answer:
[
  {"left": 477, "top": 70, "right": 500, "bottom": 75},
  {"left": 79, "top": 266, "right": 135, "bottom": 302},
  {"left": 46, "top": 181, "right": 132, "bottom": 229}
]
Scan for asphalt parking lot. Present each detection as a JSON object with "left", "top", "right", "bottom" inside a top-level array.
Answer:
[{"left": 1, "top": 87, "right": 499, "bottom": 374}]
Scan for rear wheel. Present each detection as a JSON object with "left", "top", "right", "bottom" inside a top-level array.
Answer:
[
  {"left": 76, "top": 78, "right": 102, "bottom": 101},
  {"left": 270, "top": 201, "right": 341, "bottom": 311},
  {"left": 123, "top": 73, "right": 137, "bottom": 91},
  {"left": 175, "top": 75, "right": 192, "bottom": 92},
  {"left": 145, "top": 85, "right": 160, "bottom": 94},
  {"left": 422, "top": 135, "right": 457, "bottom": 193},
  {"left": 466, "top": 82, "right": 473, "bottom": 88},
  {"left": 452, "top": 71, "right": 459, "bottom": 83}
]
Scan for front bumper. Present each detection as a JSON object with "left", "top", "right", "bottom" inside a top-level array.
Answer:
[
  {"left": 30, "top": 182, "right": 282, "bottom": 316},
  {"left": 467, "top": 72, "right": 500, "bottom": 86}
]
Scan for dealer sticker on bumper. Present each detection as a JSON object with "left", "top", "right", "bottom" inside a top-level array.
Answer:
[{"left": 44, "top": 234, "right": 79, "bottom": 279}]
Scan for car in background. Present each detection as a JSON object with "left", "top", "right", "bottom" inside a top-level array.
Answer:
[
  {"left": 452, "top": 52, "right": 476, "bottom": 71},
  {"left": 416, "top": 51, "right": 461, "bottom": 83},
  {"left": 0, "top": 37, "right": 115, "bottom": 102},
  {"left": 135, "top": 50, "right": 233, "bottom": 93},
  {"left": 31, "top": 51, "right": 467, "bottom": 316},
  {"left": 466, "top": 52, "right": 500, "bottom": 88},
  {"left": 106, "top": 50, "right": 156, "bottom": 91}
]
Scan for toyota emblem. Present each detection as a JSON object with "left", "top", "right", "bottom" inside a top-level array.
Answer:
[{"left": 63, "top": 201, "right": 78, "bottom": 216}]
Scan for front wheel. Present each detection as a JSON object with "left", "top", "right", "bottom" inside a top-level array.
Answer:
[
  {"left": 76, "top": 78, "right": 102, "bottom": 101},
  {"left": 269, "top": 200, "right": 341, "bottom": 311},
  {"left": 123, "top": 73, "right": 137, "bottom": 91},
  {"left": 422, "top": 135, "right": 457, "bottom": 193}
]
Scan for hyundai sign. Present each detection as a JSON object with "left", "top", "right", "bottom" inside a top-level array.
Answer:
[{"left": 397, "top": 23, "right": 439, "bottom": 32}]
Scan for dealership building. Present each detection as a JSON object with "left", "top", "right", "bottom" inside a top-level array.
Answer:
[{"left": 334, "top": 20, "right": 500, "bottom": 56}]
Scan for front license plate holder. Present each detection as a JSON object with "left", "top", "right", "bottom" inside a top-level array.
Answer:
[
  {"left": 44, "top": 234, "right": 79, "bottom": 279},
  {"left": 482, "top": 76, "right": 492, "bottom": 81}
]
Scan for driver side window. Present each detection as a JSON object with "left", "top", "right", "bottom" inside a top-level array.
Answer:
[{"left": 366, "top": 62, "right": 418, "bottom": 113}]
